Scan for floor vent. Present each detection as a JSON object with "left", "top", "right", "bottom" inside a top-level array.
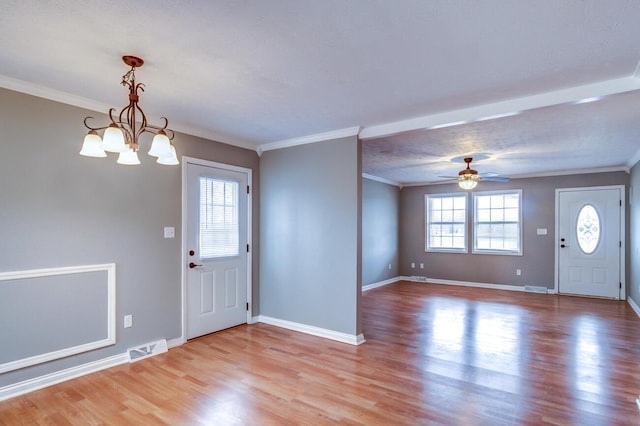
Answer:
[
  {"left": 524, "top": 285, "right": 548, "bottom": 294},
  {"left": 412, "top": 276, "right": 428, "bottom": 282},
  {"left": 127, "top": 339, "right": 168, "bottom": 363}
]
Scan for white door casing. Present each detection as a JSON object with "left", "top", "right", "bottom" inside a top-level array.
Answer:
[
  {"left": 555, "top": 186, "right": 624, "bottom": 299},
  {"left": 182, "top": 157, "right": 252, "bottom": 340}
]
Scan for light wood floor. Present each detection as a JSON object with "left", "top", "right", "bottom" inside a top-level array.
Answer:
[{"left": 2, "top": 281, "right": 640, "bottom": 425}]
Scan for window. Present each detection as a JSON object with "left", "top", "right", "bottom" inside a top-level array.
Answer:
[
  {"left": 576, "top": 204, "right": 600, "bottom": 254},
  {"left": 473, "top": 190, "right": 522, "bottom": 255},
  {"left": 425, "top": 194, "right": 467, "bottom": 252},
  {"left": 199, "top": 177, "right": 239, "bottom": 258}
]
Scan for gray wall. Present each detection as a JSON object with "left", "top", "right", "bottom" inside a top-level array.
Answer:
[
  {"left": 400, "top": 172, "right": 629, "bottom": 289},
  {"left": 260, "top": 136, "right": 362, "bottom": 336},
  {"left": 630, "top": 162, "right": 640, "bottom": 304},
  {"left": 362, "top": 177, "right": 400, "bottom": 286},
  {"left": 0, "top": 87, "right": 259, "bottom": 387}
]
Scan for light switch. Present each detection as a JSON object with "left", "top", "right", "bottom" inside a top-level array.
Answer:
[{"left": 164, "top": 227, "right": 175, "bottom": 238}]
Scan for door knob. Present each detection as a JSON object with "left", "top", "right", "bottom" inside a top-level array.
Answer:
[
  {"left": 189, "top": 262, "right": 202, "bottom": 269},
  {"left": 561, "top": 244, "right": 567, "bottom": 248}
]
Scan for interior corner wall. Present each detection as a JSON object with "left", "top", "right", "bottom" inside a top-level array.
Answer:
[
  {"left": 400, "top": 171, "right": 629, "bottom": 289},
  {"left": 259, "top": 136, "right": 361, "bottom": 336},
  {"left": 362, "top": 178, "right": 400, "bottom": 286},
  {"left": 0, "top": 87, "right": 259, "bottom": 388}
]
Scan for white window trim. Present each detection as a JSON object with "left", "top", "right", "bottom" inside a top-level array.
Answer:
[
  {"left": 472, "top": 189, "right": 523, "bottom": 256},
  {"left": 425, "top": 193, "right": 468, "bottom": 253}
]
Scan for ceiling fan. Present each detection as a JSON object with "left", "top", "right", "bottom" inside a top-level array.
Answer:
[{"left": 439, "top": 157, "right": 510, "bottom": 190}]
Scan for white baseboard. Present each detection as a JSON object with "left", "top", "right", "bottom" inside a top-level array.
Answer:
[
  {"left": 0, "top": 335, "right": 185, "bottom": 402},
  {"left": 0, "top": 352, "right": 128, "bottom": 402},
  {"left": 362, "top": 276, "right": 402, "bottom": 291},
  {"left": 256, "top": 315, "right": 365, "bottom": 346},
  {"left": 401, "top": 276, "right": 552, "bottom": 293},
  {"left": 628, "top": 297, "right": 640, "bottom": 318},
  {"left": 167, "top": 337, "right": 185, "bottom": 348}
]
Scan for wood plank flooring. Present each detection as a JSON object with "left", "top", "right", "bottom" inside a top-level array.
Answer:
[{"left": 2, "top": 281, "right": 640, "bottom": 425}]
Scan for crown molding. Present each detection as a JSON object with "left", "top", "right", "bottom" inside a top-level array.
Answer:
[
  {"left": 0, "top": 74, "right": 258, "bottom": 152},
  {"left": 627, "top": 147, "right": 640, "bottom": 170},
  {"left": 0, "top": 74, "right": 112, "bottom": 113},
  {"left": 257, "top": 126, "right": 361, "bottom": 155},
  {"left": 361, "top": 173, "right": 401, "bottom": 187},
  {"left": 359, "top": 76, "right": 640, "bottom": 140}
]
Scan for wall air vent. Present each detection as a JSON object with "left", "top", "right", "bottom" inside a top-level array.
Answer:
[
  {"left": 127, "top": 339, "right": 168, "bottom": 363},
  {"left": 524, "top": 286, "right": 548, "bottom": 294}
]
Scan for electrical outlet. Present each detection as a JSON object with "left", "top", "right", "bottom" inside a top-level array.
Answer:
[
  {"left": 419, "top": 263, "right": 424, "bottom": 269},
  {"left": 388, "top": 264, "right": 392, "bottom": 270},
  {"left": 411, "top": 262, "right": 415, "bottom": 268},
  {"left": 124, "top": 314, "right": 133, "bottom": 328},
  {"left": 516, "top": 269, "right": 522, "bottom": 276}
]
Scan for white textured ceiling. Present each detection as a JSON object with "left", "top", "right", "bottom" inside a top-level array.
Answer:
[{"left": 1, "top": 1, "right": 640, "bottom": 184}]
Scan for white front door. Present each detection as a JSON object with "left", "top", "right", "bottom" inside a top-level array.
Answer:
[
  {"left": 185, "top": 160, "right": 250, "bottom": 339},
  {"left": 557, "top": 186, "right": 623, "bottom": 299}
]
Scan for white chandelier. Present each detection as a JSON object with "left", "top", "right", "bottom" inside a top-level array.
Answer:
[{"left": 79, "top": 55, "right": 179, "bottom": 165}]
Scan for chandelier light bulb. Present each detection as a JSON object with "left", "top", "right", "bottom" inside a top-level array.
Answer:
[
  {"left": 79, "top": 130, "right": 107, "bottom": 157},
  {"left": 101, "top": 124, "right": 127, "bottom": 153},
  {"left": 148, "top": 130, "right": 172, "bottom": 157},
  {"left": 157, "top": 145, "right": 180, "bottom": 165},
  {"left": 117, "top": 147, "right": 141, "bottom": 165}
]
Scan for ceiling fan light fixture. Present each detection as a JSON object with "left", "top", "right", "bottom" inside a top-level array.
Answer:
[{"left": 458, "top": 175, "right": 478, "bottom": 190}]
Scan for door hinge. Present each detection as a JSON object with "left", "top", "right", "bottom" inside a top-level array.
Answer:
[
  {"left": 619, "top": 241, "right": 622, "bottom": 248},
  {"left": 247, "top": 185, "right": 250, "bottom": 194},
  {"left": 247, "top": 244, "right": 250, "bottom": 252},
  {"left": 620, "top": 200, "right": 622, "bottom": 206},
  {"left": 620, "top": 282, "right": 622, "bottom": 289},
  {"left": 246, "top": 302, "right": 249, "bottom": 311}
]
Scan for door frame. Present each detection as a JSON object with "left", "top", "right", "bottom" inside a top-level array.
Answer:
[
  {"left": 554, "top": 185, "right": 625, "bottom": 298},
  {"left": 180, "top": 156, "right": 253, "bottom": 342}
]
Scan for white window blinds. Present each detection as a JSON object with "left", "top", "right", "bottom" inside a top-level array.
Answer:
[{"left": 199, "top": 177, "right": 239, "bottom": 258}]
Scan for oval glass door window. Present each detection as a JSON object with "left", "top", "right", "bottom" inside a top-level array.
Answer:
[{"left": 576, "top": 204, "right": 600, "bottom": 254}]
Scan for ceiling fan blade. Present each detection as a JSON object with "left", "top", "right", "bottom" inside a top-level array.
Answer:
[
  {"left": 481, "top": 176, "right": 510, "bottom": 182},
  {"left": 438, "top": 175, "right": 459, "bottom": 179}
]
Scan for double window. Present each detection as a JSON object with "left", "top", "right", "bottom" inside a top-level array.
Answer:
[{"left": 425, "top": 190, "right": 522, "bottom": 255}]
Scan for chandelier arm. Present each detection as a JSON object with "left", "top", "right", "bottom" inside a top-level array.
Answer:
[
  {"left": 133, "top": 102, "right": 149, "bottom": 142},
  {"left": 143, "top": 118, "right": 174, "bottom": 140},
  {"left": 83, "top": 116, "right": 109, "bottom": 132},
  {"left": 164, "top": 127, "right": 175, "bottom": 141},
  {"left": 108, "top": 108, "right": 121, "bottom": 125}
]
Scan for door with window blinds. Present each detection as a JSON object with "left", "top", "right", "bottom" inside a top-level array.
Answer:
[{"left": 186, "top": 162, "right": 248, "bottom": 339}]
